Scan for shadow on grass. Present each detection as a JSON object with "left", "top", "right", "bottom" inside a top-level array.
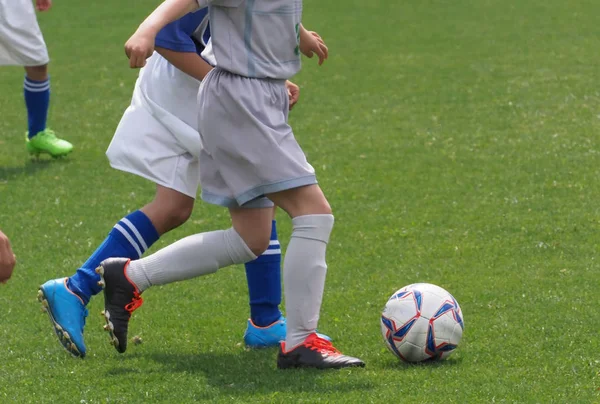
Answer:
[
  {"left": 105, "top": 366, "right": 144, "bottom": 376},
  {"left": 381, "top": 356, "right": 462, "bottom": 370},
  {"left": 0, "top": 158, "right": 65, "bottom": 181},
  {"left": 149, "top": 349, "right": 374, "bottom": 396}
]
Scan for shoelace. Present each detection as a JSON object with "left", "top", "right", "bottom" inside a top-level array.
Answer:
[
  {"left": 124, "top": 292, "right": 143, "bottom": 313},
  {"left": 308, "top": 337, "right": 340, "bottom": 354}
]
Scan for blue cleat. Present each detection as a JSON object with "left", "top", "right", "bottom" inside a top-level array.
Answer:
[
  {"left": 38, "top": 278, "right": 88, "bottom": 358},
  {"left": 244, "top": 316, "right": 331, "bottom": 348}
]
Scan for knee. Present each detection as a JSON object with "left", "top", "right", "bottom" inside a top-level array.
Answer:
[
  {"left": 150, "top": 200, "right": 193, "bottom": 232},
  {"left": 301, "top": 196, "right": 332, "bottom": 215},
  {"left": 284, "top": 195, "right": 332, "bottom": 217},
  {"left": 243, "top": 234, "right": 271, "bottom": 257},
  {"left": 229, "top": 207, "right": 274, "bottom": 257},
  {"left": 164, "top": 203, "right": 193, "bottom": 229},
  {"left": 25, "top": 64, "right": 48, "bottom": 81},
  {"left": 269, "top": 185, "right": 332, "bottom": 217},
  {"left": 315, "top": 199, "right": 332, "bottom": 215}
]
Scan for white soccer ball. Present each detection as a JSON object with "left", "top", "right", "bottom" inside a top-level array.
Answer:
[{"left": 380, "top": 283, "right": 464, "bottom": 363}]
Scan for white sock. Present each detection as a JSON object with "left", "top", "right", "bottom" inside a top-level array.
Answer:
[
  {"left": 284, "top": 214, "right": 334, "bottom": 349},
  {"left": 127, "top": 228, "right": 256, "bottom": 293}
]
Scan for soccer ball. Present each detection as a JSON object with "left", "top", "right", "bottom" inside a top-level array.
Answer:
[{"left": 380, "top": 283, "right": 464, "bottom": 362}]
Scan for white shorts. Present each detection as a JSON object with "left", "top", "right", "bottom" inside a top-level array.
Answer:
[
  {"left": 0, "top": 0, "right": 49, "bottom": 66},
  {"left": 198, "top": 68, "right": 317, "bottom": 208},
  {"left": 106, "top": 53, "right": 203, "bottom": 198}
]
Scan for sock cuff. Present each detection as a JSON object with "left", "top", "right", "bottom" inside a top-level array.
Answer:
[
  {"left": 224, "top": 228, "right": 257, "bottom": 264},
  {"left": 123, "top": 210, "right": 160, "bottom": 245},
  {"left": 245, "top": 238, "right": 281, "bottom": 264},
  {"left": 291, "top": 214, "right": 334, "bottom": 244},
  {"left": 109, "top": 210, "right": 160, "bottom": 259},
  {"left": 109, "top": 225, "right": 143, "bottom": 258},
  {"left": 128, "top": 257, "right": 153, "bottom": 293},
  {"left": 24, "top": 77, "right": 50, "bottom": 92},
  {"left": 24, "top": 76, "right": 49, "bottom": 84},
  {"left": 252, "top": 239, "right": 281, "bottom": 263}
]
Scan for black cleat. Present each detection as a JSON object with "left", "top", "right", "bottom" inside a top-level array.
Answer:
[
  {"left": 96, "top": 258, "right": 143, "bottom": 354},
  {"left": 277, "top": 333, "right": 365, "bottom": 370}
]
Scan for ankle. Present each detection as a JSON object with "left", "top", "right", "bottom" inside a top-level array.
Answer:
[{"left": 250, "top": 308, "right": 282, "bottom": 327}]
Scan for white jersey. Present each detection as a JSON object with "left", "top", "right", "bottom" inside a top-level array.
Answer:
[{"left": 199, "top": 0, "right": 302, "bottom": 79}]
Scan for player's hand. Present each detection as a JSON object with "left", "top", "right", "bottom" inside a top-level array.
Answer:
[
  {"left": 0, "top": 231, "right": 16, "bottom": 284},
  {"left": 35, "top": 0, "right": 52, "bottom": 12},
  {"left": 299, "top": 30, "right": 328, "bottom": 66},
  {"left": 125, "top": 31, "right": 155, "bottom": 69},
  {"left": 286, "top": 80, "right": 300, "bottom": 110}
]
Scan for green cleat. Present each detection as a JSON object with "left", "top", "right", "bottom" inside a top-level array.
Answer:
[{"left": 26, "top": 129, "right": 73, "bottom": 158}]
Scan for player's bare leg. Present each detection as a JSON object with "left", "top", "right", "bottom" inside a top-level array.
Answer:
[
  {"left": 268, "top": 184, "right": 364, "bottom": 369},
  {"left": 229, "top": 207, "right": 273, "bottom": 256},
  {"left": 140, "top": 185, "right": 194, "bottom": 235},
  {"left": 24, "top": 64, "right": 48, "bottom": 81}
]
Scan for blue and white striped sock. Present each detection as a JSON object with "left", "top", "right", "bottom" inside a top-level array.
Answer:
[
  {"left": 244, "top": 220, "right": 283, "bottom": 327},
  {"left": 67, "top": 210, "right": 160, "bottom": 304},
  {"left": 24, "top": 76, "right": 50, "bottom": 138}
]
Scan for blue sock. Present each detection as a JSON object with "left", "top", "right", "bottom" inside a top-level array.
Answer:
[
  {"left": 24, "top": 76, "right": 50, "bottom": 138},
  {"left": 67, "top": 210, "right": 160, "bottom": 305},
  {"left": 244, "top": 220, "right": 283, "bottom": 327}
]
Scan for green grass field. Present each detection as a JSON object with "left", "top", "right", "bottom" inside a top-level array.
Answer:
[{"left": 1, "top": 0, "right": 600, "bottom": 402}]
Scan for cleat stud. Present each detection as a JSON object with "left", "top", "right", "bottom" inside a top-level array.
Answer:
[
  {"left": 41, "top": 307, "right": 47, "bottom": 313},
  {"left": 97, "top": 280, "right": 105, "bottom": 287},
  {"left": 42, "top": 300, "right": 49, "bottom": 308},
  {"left": 95, "top": 266, "right": 104, "bottom": 275},
  {"left": 63, "top": 331, "right": 70, "bottom": 340}
]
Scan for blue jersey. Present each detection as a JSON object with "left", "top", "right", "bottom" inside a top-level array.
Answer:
[{"left": 155, "top": 9, "right": 210, "bottom": 55}]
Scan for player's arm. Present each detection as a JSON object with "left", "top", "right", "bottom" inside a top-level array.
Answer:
[
  {"left": 286, "top": 80, "right": 300, "bottom": 110},
  {"left": 155, "top": 47, "right": 213, "bottom": 81},
  {"left": 139, "top": 0, "right": 199, "bottom": 35},
  {"left": 125, "top": 0, "right": 200, "bottom": 68},
  {"left": 299, "top": 24, "right": 329, "bottom": 66},
  {"left": 0, "top": 230, "right": 16, "bottom": 284}
]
